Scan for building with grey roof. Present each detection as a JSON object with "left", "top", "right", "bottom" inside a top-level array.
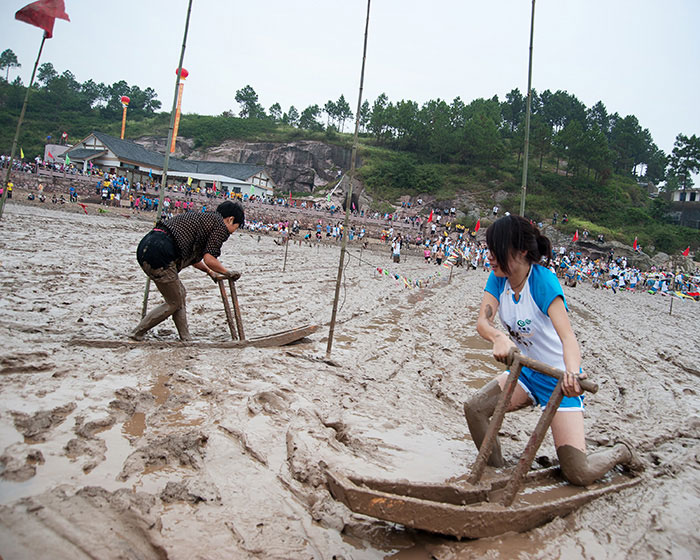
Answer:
[{"left": 64, "top": 131, "right": 275, "bottom": 197}]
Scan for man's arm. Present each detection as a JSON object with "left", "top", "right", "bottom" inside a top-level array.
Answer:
[{"left": 201, "top": 253, "right": 241, "bottom": 280}]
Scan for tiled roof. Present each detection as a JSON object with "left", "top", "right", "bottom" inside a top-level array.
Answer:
[
  {"left": 68, "top": 131, "right": 265, "bottom": 181},
  {"left": 64, "top": 148, "right": 106, "bottom": 160}
]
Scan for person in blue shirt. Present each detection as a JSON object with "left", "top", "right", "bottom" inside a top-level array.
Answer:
[{"left": 464, "top": 215, "right": 642, "bottom": 485}]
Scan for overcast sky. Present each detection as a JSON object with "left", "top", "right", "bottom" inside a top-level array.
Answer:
[{"left": 3, "top": 0, "right": 699, "bottom": 157}]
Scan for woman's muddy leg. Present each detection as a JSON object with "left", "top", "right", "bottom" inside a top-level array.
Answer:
[
  {"left": 464, "top": 379, "right": 506, "bottom": 467},
  {"left": 465, "top": 374, "right": 533, "bottom": 467},
  {"left": 557, "top": 444, "right": 632, "bottom": 487},
  {"left": 552, "top": 411, "right": 636, "bottom": 486}
]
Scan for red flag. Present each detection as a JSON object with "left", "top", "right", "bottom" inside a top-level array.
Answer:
[
  {"left": 474, "top": 219, "right": 481, "bottom": 232},
  {"left": 47, "top": 150, "right": 54, "bottom": 159},
  {"left": 682, "top": 246, "right": 690, "bottom": 257},
  {"left": 572, "top": 230, "right": 579, "bottom": 243},
  {"left": 632, "top": 237, "right": 638, "bottom": 251},
  {"left": 78, "top": 202, "right": 88, "bottom": 214},
  {"left": 15, "top": 0, "right": 70, "bottom": 39},
  {"left": 428, "top": 210, "right": 433, "bottom": 223}
]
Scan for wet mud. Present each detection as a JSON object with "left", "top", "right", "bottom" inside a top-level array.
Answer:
[{"left": 0, "top": 204, "right": 699, "bottom": 558}]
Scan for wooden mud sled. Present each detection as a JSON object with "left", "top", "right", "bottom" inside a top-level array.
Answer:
[
  {"left": 71, "top": 277, "right": 317, "bottom": 349},
  {"left": 327, "top": 352, "right": 642, "bottom": 539}
]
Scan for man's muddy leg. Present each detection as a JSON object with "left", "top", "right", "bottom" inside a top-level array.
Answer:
[
  {"left": 171, "top": 280, "right": 191, "bottom": 341},
  {"left": 464, "top": 379, "right": 506, "bottom": 467},
  {"left": 130, "top": 278, "right": 184, "bottom": 340}
]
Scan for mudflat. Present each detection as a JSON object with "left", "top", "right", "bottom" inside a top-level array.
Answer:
[{"left": 0, "top": 203, "right": 698, "bottom": 559}]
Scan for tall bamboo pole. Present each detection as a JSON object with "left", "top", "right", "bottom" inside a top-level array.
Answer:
[
  {"left": 326, "top": 0, "right": 371, "bottom": 358},
  {"left": 519, "top": 0, "right": 536, "bottom": 218},
  {"left": 0, "top": 34, "right": 46, "bottom": 220},
  {"left": 141, "top": 0, "right": 194, "bottom": 318}
]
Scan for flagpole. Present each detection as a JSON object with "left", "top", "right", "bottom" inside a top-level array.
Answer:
[
  {"left": 0, "top": 33, "right": 46, "bottom": 220},
  {"left": 519, "top": 0, "right": 536, "bottom": 217},
  {"left": 326, "top": 0, "right": 371, "bottom": 359},
  {"left": 141, "top": 0, "right": 193, "bottom": 318}
]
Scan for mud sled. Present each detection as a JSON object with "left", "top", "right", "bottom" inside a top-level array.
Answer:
[
  {"left": 326, "top": 352, "right": 642, "bottom": 539},
  {"left": 71, "top": 277, "right": 317, "bottom": 349}
]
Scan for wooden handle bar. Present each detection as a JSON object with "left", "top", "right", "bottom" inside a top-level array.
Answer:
[{"left": 506, "top": 350, "right": 598, "bottom": 394}]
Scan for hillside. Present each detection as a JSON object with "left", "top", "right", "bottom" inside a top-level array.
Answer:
[{"left": 0, "top": 75, "right": 698, "bottom": 254}]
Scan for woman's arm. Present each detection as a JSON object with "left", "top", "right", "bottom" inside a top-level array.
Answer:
[
  {"left": 477, "top": 291, "right": 514, "bottom": 363},
  {"left": 548, "top": 296, "right": 584, "bottom": 397}
]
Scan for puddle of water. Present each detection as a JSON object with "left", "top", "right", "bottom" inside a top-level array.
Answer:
[
  {"left": 151, "top": 373, "right": 170, "bottom": 405},
  {"left": 123, "top": 412, "right": 146, "bottom": 438},
  {"left": 352, "top": 423, "right": 470, "bottom": 483}
]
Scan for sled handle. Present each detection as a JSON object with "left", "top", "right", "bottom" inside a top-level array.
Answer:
[{"left": 505, "top": 350, "right": 598, "bottom": 394}]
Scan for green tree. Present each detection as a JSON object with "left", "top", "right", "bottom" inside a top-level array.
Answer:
[
  {"left": 269, "top": 102, "right": 282, "bottom": 123},
  {"left": 323, "top": 99, "right": 337, "bottom": 128},
  {"left": 235, "top": 85, "right": 265, "bottom": 118},
  {"left": 299, "top": 104, "right": 323, "bottom": 130},
  {"left": 37, "top": 62, "right": 57, "bottom": 87},
  {"left": 0, "top": 49, "right": 21, "bottom": 81},
  {"left": 644, "top": 146, "right": 667, "bottom": 184},
  {"left": 369, "top": 93, "right": 392, "bottom": 144},
  {"left": 392, "top": 99, "right": 421, "bottom": 152},
  {"left": 529, "top": 114, "right": 552, "bottom": 169},
  {"left": 283, "top": 105, "right": 299, "bottom": 127},
  {"left": 587, "top": 100, "right": 610, "bottom": 135},
  {"left": 335, "top": 94, "right": 352, "bottom": 132},
  {"left": 668, "top": 133, "right": 700, "bottom": 189},
  {"left": 420, "top": 99, "right": 453, "bottom": 163},
  {"left": 358, "top": 100, "right": 370, "bottom": 133},
  {"left": 501, "top": 88, "right": 524, "bottom": 134},
  {"left": 609, "top": 114, "right": 646, "bottom": 175}
]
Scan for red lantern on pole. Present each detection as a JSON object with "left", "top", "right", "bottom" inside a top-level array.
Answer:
[
  {"left": 120, "top": 95, "right": 130, "bottom": 139},
  {"left": 171, "top": 68, "right": 189, "bottom": 153}
]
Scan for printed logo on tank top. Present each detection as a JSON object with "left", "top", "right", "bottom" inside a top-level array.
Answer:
[{"left": 506, "top": 317, "right": 534, "bottom": 347}]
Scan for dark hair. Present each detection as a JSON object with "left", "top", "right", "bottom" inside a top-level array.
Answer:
[
  {"left": 216, "top": 201, "right": 245, "bottom": 226},
  {"left": 485, "top": 215, "right": 551, "bottom": 275}
]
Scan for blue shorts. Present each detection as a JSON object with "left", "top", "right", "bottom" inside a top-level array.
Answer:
[{"left": 517, "top": 366, "right": 584, "bottom": 411}]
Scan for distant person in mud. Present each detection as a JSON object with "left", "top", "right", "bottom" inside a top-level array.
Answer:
[
  {"left": 391, "top": 234, "right": 402, "bottom": 263},
  {"left": 464, "top": 215, "right": 642, "bottom": 486},
  {"left": 130, "top": 200, "right": 244, "bottom": 341}
]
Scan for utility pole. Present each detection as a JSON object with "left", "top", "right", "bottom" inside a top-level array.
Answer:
[{"left": 519, "top": 0, "right": 536, "bottom": 218}]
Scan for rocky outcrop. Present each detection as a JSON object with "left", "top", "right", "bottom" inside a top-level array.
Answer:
[{"left": 135, "top": 137, "right": 353, "bottom": 195}]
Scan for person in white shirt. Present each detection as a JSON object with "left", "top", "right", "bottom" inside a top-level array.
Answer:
[{"left": 464, "top": 215, "right": 642, "bottom": 485}]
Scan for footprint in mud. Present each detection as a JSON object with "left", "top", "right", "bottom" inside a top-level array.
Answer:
[
  {"left": 11, "top": 403, "right": 77, "bottom": 443},
  {"left": 247, "top": 390, "right": 292, "bottom": 417},
  {"left": 0, "top": 351, "right": 54, "bottom": 375},
  {"left": 118, "top": 430, "right": 208, "bottom": 481},
  {"left": 0, "top": 443, "right": 45, "bottom": 481},
  {"left": 160, "top": 477, "right": 221, "bottom": 505}
]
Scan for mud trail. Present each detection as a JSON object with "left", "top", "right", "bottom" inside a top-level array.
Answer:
[{"left": 0, "top": 204, "right": 698, "bottom": 559}]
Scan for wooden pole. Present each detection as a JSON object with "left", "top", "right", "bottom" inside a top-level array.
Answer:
[
  {"left": 283, "top": 226, "right": 290, "bottom": 272},
  {"left": 468, "top": 355, "right": 522, "bottom": 484},
  {"left": 218, "top": 279, "right": 238, "bottom": 340},
  {"left": 229, "top": 278, "right": 245, "bottom": 340},
  {"left": 0, "top": 34, "right": 46, "bottom": 220},
  {"left": 141, "top": 0, "right": 193, "bottom": 318},
  {"left": 519, "top": 0, "right": 536, "bottom": 218},
  {"left": 326, "top": 0, "right": 372, "bottom": 359},
  {"left": 501, "top": 383, "right": 564, "bottom": 506}
]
